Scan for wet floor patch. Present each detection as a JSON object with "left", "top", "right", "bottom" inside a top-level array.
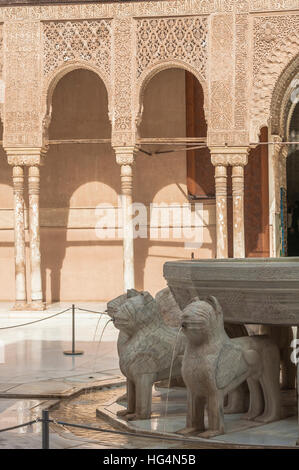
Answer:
[{"left": 50, "top": 385, "right": 299, "bottom": 449}]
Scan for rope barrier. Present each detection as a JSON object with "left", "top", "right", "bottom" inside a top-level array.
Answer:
[
  {"left": 1, "top": 412, "right": 298, "bottom": 448},
  {"left": 0, "top": 305, "right": 108, "bottom": 332},
  {"left": 0, "top": 419, "right": 39, "bottom": 433},
  {"left": 0, "top": 414, "right": 209, "bottom": 445},
  {"left": 77, "top": 307, "right": 108, "bottom": 315},
  {"left": 50, "top": 418, "right": 206, "bottom": 444},
  {"left": 0, "top": 307, "right": 72, "bottom": 330}
]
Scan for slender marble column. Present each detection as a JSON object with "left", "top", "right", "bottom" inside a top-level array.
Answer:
[
  {"left": 232, "top": 165, "right": 245, "bottom": 258},
  {"left": 214, "top": 163, "right": 228, "bottom": 258},
  {"left": 115, "top": 148, "right": 136, "bottom": 291},
  {"left": 12, "top": 166, "right": 27, "bottom": 309},
  {"left": 230, "top": 153, "right": 248, "bottom": 259},
  {"left": 28, "top": 165, "right": 44, "bottom": 309}
]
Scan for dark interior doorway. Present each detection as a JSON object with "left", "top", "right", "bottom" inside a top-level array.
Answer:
[{"left": 287, "top": 103, "right": 299, "bottom": 256}]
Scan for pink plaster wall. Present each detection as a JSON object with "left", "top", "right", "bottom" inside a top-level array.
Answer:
[{"left": 0, "top": 68, "right": 216, "bottom": 302}]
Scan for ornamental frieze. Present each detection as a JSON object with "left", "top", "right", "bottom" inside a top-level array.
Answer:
[{"left": 0, "top": 0, "right": 297, "bottom": 22}]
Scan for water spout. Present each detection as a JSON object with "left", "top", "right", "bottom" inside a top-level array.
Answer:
[
  {"left": 163, "top": 326, "right": 182, "bottom": 433},
  {"left": 92, "top": 318, "right": 112, "bottom": 372}
]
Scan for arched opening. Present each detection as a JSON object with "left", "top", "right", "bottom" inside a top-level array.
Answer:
[
  {"left": 135, "top": 67, "right": 213, "bottom": 293},
  {"left": 41, "top": 68, "right": 122, "bottom": 302},
  {"left": 287, "top": 103, "right": 299, "bottom": 256},
  {"left": 268, "top": 54, "right": 299, "bottom": 258}
]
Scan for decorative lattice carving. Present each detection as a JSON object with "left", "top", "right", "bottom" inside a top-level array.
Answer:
[
  {"left": 235, "top": 14, "right": 249, "bottom": 131},
  {"left": 0, "top": 24, "right": 3, "bottom": 121},
  {"left": 250, "top": 15, "right": 299, "bottom": 140},
  {"left": 43, "top": 20, "right": 112, "bottom": 76},
  {"left": 136, "top": 17, "right": 208, "bottom": 79},
  {"left": 4, "top": 21, "right": 43, "bottom": 147},
  {"left": 112, "top": 18, "right": 135, "bottom": 145},
  {"left": 209, "top": 14, "right": 234, "bottom": 134}
]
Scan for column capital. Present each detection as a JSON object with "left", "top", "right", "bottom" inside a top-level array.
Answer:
[
  {"left": 114, "top": 146, "right": 138, "bottom": 166},
  {"left": 5, "top": 147, "right": 46, "bottom": 167},
  {"left": 210, "top": 147, "right": 249, "bottom": 167},
  {"left": 28, "top": 165, "right": 40, "bottom": 196},
  {"left": 12, "top": 165, "right": 25, "bottom": 194}
]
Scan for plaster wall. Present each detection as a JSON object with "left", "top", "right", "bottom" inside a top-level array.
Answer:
[{"left": 0, "top": 68, "right": 215, "bottom": 301}]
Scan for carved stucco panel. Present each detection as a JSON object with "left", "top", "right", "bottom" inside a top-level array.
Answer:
[
  {"left": 250, "top": 14, "right": 299, "bottom": 141},
  {"left": 4, "top": 21, "right": 43, "bottom": 147},
  {"left": 112, "top": 17, "right": 135, "bottom": 147},
  {"left": 0, "top": 24, "right": 3, "bottom": 121},
  {"left": 43, "top": 19, "right": 112, "bottom": 79},
  {"left": 135, "top": 15, "right": 208, "bottom": 139},
  {"left": 136, "top": 16, "right": 208, "bottom": 80},
  {"left": 209, "top": 13, "right": 234, "bottom": 142},
  {"left": 235, "top": 14, "right": 249, "bottom": 132},
  {"left": 0, "top": 0, "right": 297, "bottom": 23},
  {"left": 0, "top": 1, "right": 235, "bottom": 23}
]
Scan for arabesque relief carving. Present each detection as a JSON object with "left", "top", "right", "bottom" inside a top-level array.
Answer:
[
  {"left": 136, "top": 16, "right": 208, "bottom": 79},
  {"left": 43, "top": 19, "right": 112, "bottom": 78},
  {"left": 250, "top": 14, "right": 299, "bottom": 141},
  {"left": 0, "top": 3, "right": 297, "bottom": 150}
]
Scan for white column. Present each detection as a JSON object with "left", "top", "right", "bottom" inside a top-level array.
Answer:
[
  {"left": 211, "top": 155, "right": 228, "bottom": 259},
  {"left": 28, "top": 165, "right": 44, "bottom": 310},
  {"left": 230, "top": 153, "right": 248, "bottom": 259},
  {"left": 12, "top": 165, "right": 27, "bottom": 309},
  {"left": 115, "top": 148, "right": 136, "bottom": 291},
  {"left": 232, "top": 165, "right": 245, "bottom": 258}
]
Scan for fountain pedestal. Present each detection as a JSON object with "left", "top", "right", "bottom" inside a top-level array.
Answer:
[
  {"left": 163, "top": 258, "right": 299, "bottom": 441},
  {"left": 163, "top": 258, "right": 299, "bottom": 326}
]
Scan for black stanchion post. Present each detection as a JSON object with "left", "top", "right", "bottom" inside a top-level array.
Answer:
[
  {"left": 63, "top": 304, "right": 84, "bottom": 356},
  {"left": 72, "top": 304, "right": 75, "bottom": 354},
  {"left": 42, "top": 410, "right": 50, "bottom": 449}
]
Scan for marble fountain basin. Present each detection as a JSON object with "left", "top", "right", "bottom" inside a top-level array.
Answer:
[{"left": 163, "top": 258, "right": 299, "bottom": 326}]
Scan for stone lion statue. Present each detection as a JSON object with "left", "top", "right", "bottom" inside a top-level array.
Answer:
[
  {"left": 107, "top": 289, "right": 185, "bottom": 420},
  {"left": 179, "top": 296, "right": 281, "bottom": 438}
]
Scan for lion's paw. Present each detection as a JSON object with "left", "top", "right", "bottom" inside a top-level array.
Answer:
[
  {"left": 176, "top": 427, "right": 201, "bottom": 436},
  {"left": 198, "top": 430, "right": 223, "bottom": 439},
  {"left": 116, "top": 409, "right": 132, "bottom": 418}
]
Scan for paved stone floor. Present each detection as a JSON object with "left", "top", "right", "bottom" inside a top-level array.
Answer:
[
  {"left": 0, "top": 302, "right": 298, "bottom": 449},
  {"left": 0, "top": 302, "right": 123, "bottom": 448}
]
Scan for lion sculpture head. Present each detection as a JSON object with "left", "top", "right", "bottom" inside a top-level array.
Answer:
[
  {"left": 107, "top": 289, "right": 162, "bottom": 337},
  {"left": 181, "top": 296, "right": 226, "bottom": 346}
]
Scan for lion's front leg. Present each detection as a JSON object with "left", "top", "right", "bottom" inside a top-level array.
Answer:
[
  {"left": 177, "top": 390, "right": 205, "bottom": 435},
  {"left": 199, "top": 390, "right": 224, "bottom": 438},
  {"left": 125, "top": 373, "right": 155, "bottom": 421},
  {"left": 117, "top": 379, "right": 136, "bottom": 418}
]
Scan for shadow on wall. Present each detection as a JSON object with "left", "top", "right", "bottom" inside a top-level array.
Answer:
[
  {"left": 134, "top": 68, "right": 216, "bottom": 291},
  {"left": 43, "top": 68, "right": 208, "bottom": 301},
  {"left": 41, "top": 69, "right": 123, "bottom": 302},
  {"left": 0, "top": 68, "right": 216, "bottom": 303}
]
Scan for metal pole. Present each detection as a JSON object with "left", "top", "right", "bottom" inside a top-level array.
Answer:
[
  {"left": 63, "top": 304, "right": 84, "bottom": 356},
  {"left": 42, "top": 410, "right": 49, "bottom": 449},
  {"left": 72, "top": 304, "right": 75, "bottom": 354}
]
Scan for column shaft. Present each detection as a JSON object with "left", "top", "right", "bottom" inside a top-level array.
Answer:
[
  {"left": 232, "top": 165, "right": 245, "bottom": 258},
  {"left": 214, "top": 165, "right": 228, "bottom": 259},
  {"left": 12, "top": 166, "right": 27, "bottom": 309},
  {"left": 28, "top": 165, "right": 44, "bottom": 309},
  {"left": 120, "top": 163, "right": 135, "bottom": 291}
]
